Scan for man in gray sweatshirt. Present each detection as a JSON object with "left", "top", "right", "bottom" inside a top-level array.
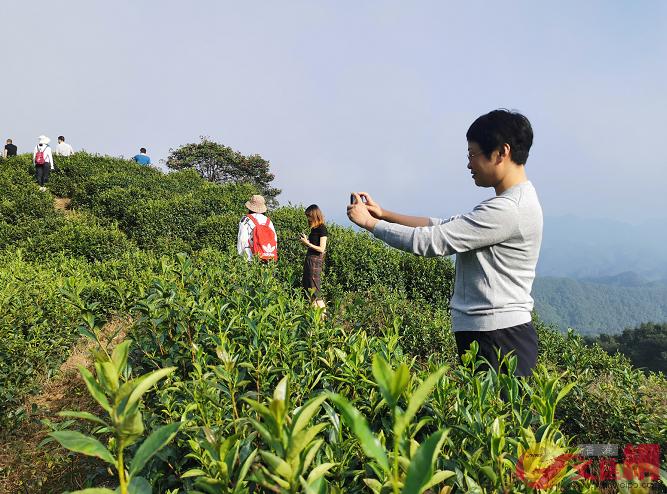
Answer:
[{"left": 347, "top": 109, "right": 542, "bottom": 376}]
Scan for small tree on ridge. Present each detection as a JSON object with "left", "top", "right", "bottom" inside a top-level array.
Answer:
[{"left": 165, "top": 137, "right": 281, "bottom": 207}]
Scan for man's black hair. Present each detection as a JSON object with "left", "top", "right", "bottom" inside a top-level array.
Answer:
[
  {"left": 466, "top": 109, "right": 533, "bottom": 165},
  {"left": 140, "top": 147, "right": 147, "bottom": 153},
  {"left": 58, "top": 136, "right": 65, "bottom": 141}
]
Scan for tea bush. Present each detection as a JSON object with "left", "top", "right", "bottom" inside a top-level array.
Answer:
[
  {"left": 193, "top": 213, "right": 241, "bottom": 253},
  {"left": 35, "top": 214, "right": 136, "bottom": 262},
  {"left": 93, "top": 252, "right": 659, "bottom": 492},
  {"left": 45, "top": 155, "right": 456, "bottom": 308},
  {"left": 2, "top": 152, "right": 666, "bottom": 492},
  {"left": 48, "top": 153, "right": 141, "bottom": 199},
  {"left": 0, "top": 249, "right": 164, "bottom": 428},
  {"left": 0, "top": 158, "right": 55, "bottom": 223},
  {"left": 0, "top": 253, "right": 98, "bottom": 424}
]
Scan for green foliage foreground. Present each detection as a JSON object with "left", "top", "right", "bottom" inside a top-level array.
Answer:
[
  {"left": 1, "top": 153, "right": 666, "bottom": 492},
  {"left": 49, "top": 252, "right": 667, "bottom": 493}
]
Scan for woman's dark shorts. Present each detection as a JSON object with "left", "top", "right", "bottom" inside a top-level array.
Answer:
[
  {"left": 454, "top": 321, "right": 538, "bottom": 377},
  {"left": 302, "top": 254, "right": 324, "bottom": 299}
]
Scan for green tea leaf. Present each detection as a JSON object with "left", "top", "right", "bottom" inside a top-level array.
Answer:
[
  {"left": 395, "top": 366, "right": 447, "bottom": 437},
  {"left": 49, "top": 430, "right": 116, "bottom": 466},
  {"left": 391, "top": 363, "right": 411, "bottom": 404},
  {"left": 371, "top": 355, "right": 394, "bottom": 407},
  {"left": 116, "top": 367, "right": 175, "bottom": 416},
  {"left": 403, "top": 430, "right": 448, "bottom": 494},
  {"left": 97, "top": 361, "right": 120, "bottom": 393},
  {"left": 306, "top": 462, "right": 335, "bottom": 484},
  {"left": 79, "top": 366, "right": 111, "bottom": 413},
  {"left": 111, "top": 340, "right": 132, "bottom": 375},
  {"left": 421, "top": 469, "right": 455, "bottom": 492},
  {"left": 237, "top": 448, "right": 258, "bottom": 486},
  {"left": 58, "top": 410, "right": 109, "bottom": 427},
  {"left": 127, "top": 476, "right": 152, "bottom": 494},
  {"left": 287, "top": 423, "right": 327, "bottom": 461},
  {"left": 292, "top": 394, "right": 327, "bottom": 436},
  {"left": 181, "top": 469, "right": 207, "bottom": 478},
  {"left": 555, "top": 381, "right": 577, "bottom": 407},
  {"left": 302, "top": 439, "right": 324, "bottom": 474},
  {"left": 328, "top": 393, "right": 389, "bottom": 472},
  {"left": 259, "top": 450, "right": 292, "bottom": 479},
  {"left": 129, "top": 422, "right": 180, "bottom": 477},
  {"left": 273, "top": 375, "right": 288, "bottom": 403}
]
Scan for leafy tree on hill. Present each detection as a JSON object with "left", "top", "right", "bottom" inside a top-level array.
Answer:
[
  {"left": 164, "top": 137, "right": 281, "bottom": 207},
  {"left": 586, "top": 322, "right": 667, "bottom": 373}
]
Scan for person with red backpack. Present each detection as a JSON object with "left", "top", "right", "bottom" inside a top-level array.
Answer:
[
  {"left": 237, "top": 194, "right": 278, "bottom": 262},
  {"left": 33, "top": 135, "right": 55, "bottom": 192}
]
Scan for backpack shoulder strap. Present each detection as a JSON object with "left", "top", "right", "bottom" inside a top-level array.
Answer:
[{"left": 246, "top": 214, "right": 260, "bottom": 227}]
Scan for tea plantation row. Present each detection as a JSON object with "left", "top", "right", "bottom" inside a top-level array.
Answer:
[{"left": 0, "top": 154, "right": 665, "bottom": 492}]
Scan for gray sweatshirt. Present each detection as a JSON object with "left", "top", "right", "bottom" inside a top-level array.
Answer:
[{"left": 373, "top": 181, "right": 543, "bottom": 332}]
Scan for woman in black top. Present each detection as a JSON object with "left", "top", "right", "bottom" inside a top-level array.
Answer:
[{"left": 300, "top": 204, "right": 328, "bottom": 309}]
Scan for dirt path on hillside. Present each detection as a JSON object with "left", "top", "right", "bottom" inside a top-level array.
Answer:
[
  {"left": 53, "top": 197, "right": 73, "bottom": 215},
  {"left": 0, "top": 319, "right": 130, "bottom": 493}
]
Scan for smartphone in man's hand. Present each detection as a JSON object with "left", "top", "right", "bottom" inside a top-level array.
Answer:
[{"left": 350, "top": 193, "right": 366, "bottom": 205}]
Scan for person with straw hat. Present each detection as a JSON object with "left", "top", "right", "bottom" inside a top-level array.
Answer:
[
  {"left": 33, "top": 135, "right": 55, "bottom": 192},
  {"left": 237, "top": 194, "right": 278, "bottom": 261}
]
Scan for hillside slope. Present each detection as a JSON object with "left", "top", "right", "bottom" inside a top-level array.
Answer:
[{"left": 1, "top": 154, "right": 666, "bottom": 493}]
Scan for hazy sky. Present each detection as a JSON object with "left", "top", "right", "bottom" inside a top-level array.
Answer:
[{"left": 2, "top": 1, "right": 666, "bottom": 226}]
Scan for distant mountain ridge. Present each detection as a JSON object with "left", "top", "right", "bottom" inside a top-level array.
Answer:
[
  {"left": 532, "top": 276, "right": 667, "bottom": 335},
  {"left": 538, "top": 215, "right": 667, "bottom": 280},
  {"left": 532, "top": 216, "right": 667, "bottom": 334},
  {"left": 580, "top": 271, "right": 667, "bottom": 288}
]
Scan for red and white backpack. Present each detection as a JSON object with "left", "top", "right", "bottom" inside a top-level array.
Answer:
[
  {"left": 35, "top": 146, "right": 47, "bottom": 165},
  {"left": 247, "top": 214, "right": 278, "bottom": 261}
]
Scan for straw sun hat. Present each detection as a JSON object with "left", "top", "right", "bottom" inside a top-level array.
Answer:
[{"left": 245, "top": 194, "right": 267, "bottom": 214}]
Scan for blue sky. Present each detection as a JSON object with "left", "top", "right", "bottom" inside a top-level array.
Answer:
[{"left": 2, "top": 1, "right": 666, "bottom": 226}]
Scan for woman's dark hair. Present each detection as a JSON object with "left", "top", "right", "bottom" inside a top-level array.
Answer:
[
  {"left": 305, "top": 204, "right": 324, "bottom": 228},
  {"left": 466, "top": 109, "right": 533, "bottom": 165},
  {"left": 140, "top": 147, "right": 147, "bottom": 153}
]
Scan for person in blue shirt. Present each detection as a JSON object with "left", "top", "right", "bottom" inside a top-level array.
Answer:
[{"left": 132, "top": 147, "right": 151, "bottom": 166}]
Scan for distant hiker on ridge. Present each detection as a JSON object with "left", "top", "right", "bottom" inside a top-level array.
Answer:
[
  {"left": 3, "top": 139, "right": 17, "bottom": 158},
  {"left": 55, "top": 136, "right": 75, "bottom": 157},
  {"left": 237, "top": 194, "right": 278, "bottom": 262},
  {"left": 348, "top": 109, "right": 542, "bottom": 377},
  {"left": 132, "top": 147, "right": 151, "bottom": 166},
  {"left": 33, "top": 135, "right": 55, "bottom": 192}
]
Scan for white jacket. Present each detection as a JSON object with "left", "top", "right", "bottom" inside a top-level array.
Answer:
[{"left": 237, "top": 213, "right": 277, "bottom": 261}]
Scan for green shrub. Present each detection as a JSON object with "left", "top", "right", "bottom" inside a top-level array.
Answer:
[
  {"left": 48, "top": 152, "right": 140, "bottom": 198},
  {"left": 0, "top": 253, "right": 97, "bottom": 425},
  {"left": 0, "top": 158, "right": 55, "bottom": 223},
  {"left": 32, "top": 214, "right": 136, "bottom": 262},
  {"left": 193, "top": 213, "right": 240, "bottom": 253}
]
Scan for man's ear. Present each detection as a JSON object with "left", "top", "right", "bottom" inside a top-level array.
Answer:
[{"left": 496, "top": 143, "right": 511, "bottom": 164}]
